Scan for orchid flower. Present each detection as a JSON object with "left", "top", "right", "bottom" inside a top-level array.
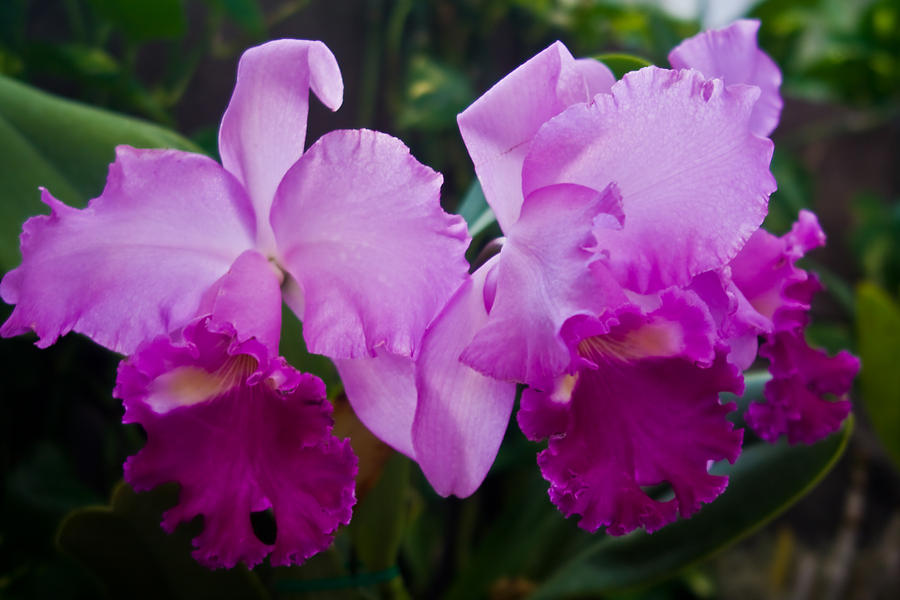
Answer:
[
  {"left": 338, "top": 21, "right": 857, "bottom": 535},
  {"left": 1, "top": 39, "right": 469, "bottom": 567}
]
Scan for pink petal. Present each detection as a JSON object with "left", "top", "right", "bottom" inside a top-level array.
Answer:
[
  {"left": 116, "top": 317, "right": 357, "bottom": 569},
  {"left": 1, "top": 147, "right": 256, "bottom": 355},
  {"left": 334, "top": 349, "right": 418, "bottom": 459},
  {"left": 218, "top": 39, "right": 343, "bottom": 251},
  {"left": 533, "top": 352, "right": 743, "bottom": 535},
  {"left": 523, "top": 67, "right": 775, "bottom": 294},
  {"left": 413, "top": 262, "right": 517, "bottom": 497},
  {"left": 669, "top": 20, "right": 783, "bottom": 137},
  {"left": 458, "top": 42, "right": 614, "bottom": 231},
  {"left": 271, "top": 129, "right": 469, "bottom": 359},
  {"left": 460, "top": 183, "right": 625, "bottom": 388},
  {"left": 748, "top": 331, "right": 858, "bottom": 444},
  {"left": 196, "top": 250, "right": 283, "bottom": 352},
  {"left": 729, "top": 210, "right": 826, "bottom": 332}
]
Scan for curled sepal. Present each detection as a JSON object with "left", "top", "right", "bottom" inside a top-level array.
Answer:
[
  {"left": 116, "top": 317, "right": 357, "bottom": 569},
  {"left": 532, "top": 353, "right": 743, "bottom": 535}
]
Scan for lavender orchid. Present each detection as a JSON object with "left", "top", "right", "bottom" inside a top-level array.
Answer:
[
  {"left": 339, "top": 20, "right": 858, "bottom": 535},
  {"left": 1, "top": 40, "right": 469, "bottom": 567}
]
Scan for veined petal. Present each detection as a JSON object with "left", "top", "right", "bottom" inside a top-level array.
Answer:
[
  {"left": 334, "top": 348, "right": 418, "bottom": 459},
  {"left": 116, "top": 318, "right": 357, "bottom": 569},
  {"left": 413, "top": 262, "right": 517, "bottom": 497},
  {"left": 748, "top": 331, "right": 858, "bottom": 444},
  {"left": 534, "top": 353, "right": 743, "bottom": 535},
  {"left": 461, "top": 183, "right": 625, "bottom": 388},
  {"left": 669, "top": 19, "right": 783, "bottom": 137},
  {"left": 458, "top": 42, "right": 614, "bottom": 231},
  {"left": 196, "top": 250, "right": 283, "bottom": 352},
  {"left": 523, "top": 67, "right": 775, "bottom": 293},
  {"left": 1, "top": 147, "right": 256, "bottom": 355},
  {"left": 271, "top": 129, "right": 469, "bottom": 360},
  {"left": 218, "top": 39, "right": 343, "bottom": 251}
]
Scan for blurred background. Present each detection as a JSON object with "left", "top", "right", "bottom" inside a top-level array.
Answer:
[{"left": 0, "top": 0, "right": 898, "bottom": 598}]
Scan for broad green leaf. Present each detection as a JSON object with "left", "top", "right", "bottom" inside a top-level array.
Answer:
[
  {"left": 531, "top": 419, "right": 853, "bottom": 598},
  {"left": 857, "top": 281, "right": 900, "bottom": 470},
  {"left": 57, "top": 482, "right": 268, "bottom": 600},
  {"left": 0, "top": 75, "right": 201, "bottom": 271},
  {"left": 88, "top": 0, "right": 186, "bottom": 41},
  {"left": 595, "top": 53, "right": 653, "bottom": 79}
]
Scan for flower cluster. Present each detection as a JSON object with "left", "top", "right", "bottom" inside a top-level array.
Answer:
[{"left": 1, "top": 21, "right": 858, "bottom": 566}]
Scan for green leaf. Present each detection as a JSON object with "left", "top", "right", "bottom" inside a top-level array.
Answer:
[
  {"left": 456, "top": 179, "right": 496, "bottom": 239},
  {"left": 57, "top": 482, "right": 269, "bottom": 600},
  {"left": 215, "top": 0, "right": 267, "bottom": 36},
  {"left": 531, "top": 419, "right": 853, "bottom": 598},
  {"left": 0, "top": 75, "right": 201, "bottom": 271},
  {"left": 88, "top": 0, "right": 187, "bottom": 41},
  {"left": 595, "top": 53, "right": 653, "bottom": 79},
  {"left": 397, "top": 55, "right": 473, "bottom": 132},
  {"left": 857, "top": 281, "right": 900, "bottom": 470}
]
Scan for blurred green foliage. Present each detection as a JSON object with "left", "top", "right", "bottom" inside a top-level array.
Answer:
[{"left": 1, "top": 0, "right": 898, "bottom": 599}]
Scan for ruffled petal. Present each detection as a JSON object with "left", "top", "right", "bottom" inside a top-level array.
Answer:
[
  {"left": 1, "top": 147, "right": 256, "bottom": 355},
  {"left": 271, "top": 129, "right": 469, "bottom": 359},
  {"left": 116, "top": 318, "right": 356, "bottom": 569},
  {"left": 413, "top": 263, "right": 517, "bottom": 497},
  {"left": 668, "top": 20, "right": 783, "bottom": 137},
  {"left": 748, "top": 331, "right": 858, "bottom": 444},
  {"left": 523, "top": 67, "right": 775, "bottom": 293},
  {"left": 534, "top": 352, "right": 743, "bottom": 535},
  {"left": 334, "top": 349, "right": 418, "bottom": 459},
  {"left": 458, "top": 42, "right": 614, "bottom": 231},
  {"left": 196, "top": 250, "right": 283, "bottom": 352},
  {"left": 729, "top": 210, "right": 826, "bottom": 332},
  {"left": 460, "top": 183, "right": 624, "bottom": 387},
  {"left": 218, "top": 39, "right": 342, "bottom": 250}
]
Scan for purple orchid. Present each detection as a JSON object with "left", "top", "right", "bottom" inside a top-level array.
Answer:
[
  {"left": 337, "top": 20, "right": 857, "bottom": 535},
  {"left": 1, "top": 40, "right": 469, "bottom": 566}
]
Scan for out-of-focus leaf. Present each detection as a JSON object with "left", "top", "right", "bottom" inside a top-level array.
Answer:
[
  {"left": 530, "top": 419, "right": 852, "bottom": 598},
  {"left": 57, "top": 482, "right": 268, "bottom": 600},
  {"left": 212, "top": 0, "right": 267, "bottom": 36},
  {"left": 349, "top": 454, "right": 414, "bottom": 599},
  {"left": 88, "top": 0, "right": 186, "bottom": 41},
  {"left": 457, "top": 179, "right": 496, "bottom": 239},
  {"left": 857, "top": 281, "right": 900, "bottom": 470},
  {"left": 595, "top": 52, "right": 653, "bottom": 79},
  {"left": 397, "top": 55, "right": 473, "bottom": 132},
  {"left": 0, "top": 75, "right": 201, "bottom": 271}
]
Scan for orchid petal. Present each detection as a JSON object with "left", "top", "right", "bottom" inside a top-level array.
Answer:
[
  {"left": 117, "top": 318, "right": 356, "bottom": 568},
  {"left": 461, "top": 183, "right": 624, "bottom": 388},
  {"left": 749, "top": 331, "right": 857, "bottom": 444},
  {"left": 334, "top": 349, "right": 418, "bottom": 459},
  {"left": 1, "top": 147, "right": 255, "bottom": 355},
  {"left": 219, "top": 40, "right": 342, "bottom": 250},
  {"left": 413, "top": 262, "right": 517, "bottom": 497},
  {"left": 669, "top": 20, "right": 783, "bottom": 137},
  {"left": 196, "top": 250, "right": 283, "bottom": 352},
  {"left": 523, "top": 67, "right": 775, "bottom": 293},
  {"left": 458, "top": 42, "right": 614, "bottom": 231},
  {"left": 272, "top": 129, "right": 469, "bottom": 359},
  {"left": 534, "top": 353, "right": 743, "bottom": 535}
]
